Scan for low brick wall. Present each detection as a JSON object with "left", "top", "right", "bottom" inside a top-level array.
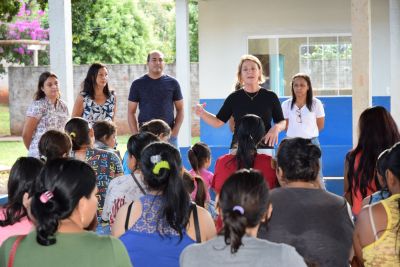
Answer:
[{"left": 8, "top": 64, "right": 200, "bottom": 136}]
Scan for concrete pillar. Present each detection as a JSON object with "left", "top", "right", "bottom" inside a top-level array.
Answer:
[
  {"left": 268, "top": 38, "right": 283, "bottom": 96},
  {"left": 390, "top": 0, "right": 400, "bottom": 126},
  {"left": 48, "top": 0, "right": 74, "bottom": 113},
  {"left": 351, "top": 0, "right": 372, "bottom": 146},
  {"left": 175, "top": 0, "right": 191, "bottom": 147}
]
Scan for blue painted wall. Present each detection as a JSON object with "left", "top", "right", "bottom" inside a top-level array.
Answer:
[{"left": 196, "top": 96, "right": 391, "bottom": 178}]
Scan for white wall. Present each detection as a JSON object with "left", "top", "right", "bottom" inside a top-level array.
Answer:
[
  {"left": 199, "top": 0, "right": 390, "bottom": 98},
  {"left": 371, "top": 0, "right": 390, "bottom": 96}
]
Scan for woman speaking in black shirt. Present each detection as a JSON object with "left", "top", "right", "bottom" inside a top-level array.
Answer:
[{"left": 195, "top": 55, "right": 286, "bottom": 149}]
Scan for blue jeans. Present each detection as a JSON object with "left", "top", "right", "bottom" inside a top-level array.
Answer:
[
  {"left": 169, "top": 136, "right": 178, "bottom": 148},
  {"left": 310, "top": 137, "right": 325, "bottom": 189}
]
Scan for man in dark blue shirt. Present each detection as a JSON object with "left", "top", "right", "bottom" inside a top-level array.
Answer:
[{"left": 128, "top": 50, "right": 184, "bottom": 147}]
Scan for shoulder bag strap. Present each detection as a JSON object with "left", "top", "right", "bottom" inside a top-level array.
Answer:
[
  {"left": 191, "top": 202, "right": 201, "bottom": 243},
  {"left": 125, "top": 201, "right": 134, "bottom": 231},
  {"left": 8, "top": 235, "right": 26, "bottom": 267},
  {"left": 131, "top": 173, "right": 146, "bottom": 195}
]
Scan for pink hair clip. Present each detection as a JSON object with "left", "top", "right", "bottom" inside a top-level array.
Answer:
[{"left": 39, "top": 191, "right": 54, "bottom": 203}]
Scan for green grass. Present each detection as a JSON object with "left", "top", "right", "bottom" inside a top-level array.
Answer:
[
  {"left": 0, "top": 104, "right": 10, "bottom": 136},
  {"left": 0, "top": 141, "right": 27, "bottom": 167},
  {"left": 191, "top": 136, "right": 200, "bottom": 145},
  {"left": 0, "top": 136, "right": 131, "bottom": 168}
]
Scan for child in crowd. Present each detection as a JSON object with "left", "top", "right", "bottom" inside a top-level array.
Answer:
[
  {"left": 0, "top": 157, "right": 44, "bottom": 245},
  {"left": 140, "top": 119, "right": 171, "bottom": 141},
  {"left": 188, "top": 142, "right": 213, "bottom": 195},
  {"left": 182, "top": 170, "right": 207, "bottom": 208},
  {"left": 180, "top": 169, "right": 307, "bottom": 267},
  {"left": 122, "top": 119, "right": 171, "bottom": 174},
  {"left": 38, "top": 130, "right": 72, "bottom": 161},
  {"left": 64, "top": 117, "right": 123, "bottom": 235},
  {"left": 103, "top": 132, "right": 159, "bottom": 226},
  {"left": 93, "top": 120, "right": 121, "bottom": 158}
]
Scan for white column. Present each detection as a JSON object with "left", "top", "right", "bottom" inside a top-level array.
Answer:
[
  {"left": 390, "top": 0, "right": 400, "bottom": 126},
  {"left": 351, "top": 0, "right": 372, "bottom": 146},
  {"left": 48, "top": 0, "right": 74, "bottom": 113},
  {"left": 175, "top": 0, "right": 191, "bottom": 147}
]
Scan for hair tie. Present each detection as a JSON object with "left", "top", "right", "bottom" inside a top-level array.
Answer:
[
  {"left": 40, "top": 191, "right": 54, "bottom": 203},
  {"left": 232, "top": 205, "right": 244, "bottom": 215},
  {"left": 153, "top": 161, "right": 170, "bottom": 175},
  {"left": 69, "top": 132, "right": 76, "bottom": 139},
  {"left": 150, "top": 154, "right": 170, "bottom": 175}
]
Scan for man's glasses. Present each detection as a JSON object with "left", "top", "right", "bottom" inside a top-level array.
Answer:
[{"left": 296, "top": 108, "right": 302, "bottom": 123}]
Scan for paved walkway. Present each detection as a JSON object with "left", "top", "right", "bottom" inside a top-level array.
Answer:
[{"left": 0, "top": 135, "right": 22, "bottom": 142}]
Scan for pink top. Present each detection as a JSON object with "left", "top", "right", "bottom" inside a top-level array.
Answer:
[
  {"left": 188, "top": 169, "right": 213, "bottom": 202},
  {"left": 188, "top": 169, "right": 214, "bottom": 189},
  {"left": 0, "top": 208, "right": 33, "bottom": 245}
]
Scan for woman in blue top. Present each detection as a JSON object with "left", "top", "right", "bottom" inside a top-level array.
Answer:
[{"left": 113, "top": 142, "right": 216, "bottom": 267}]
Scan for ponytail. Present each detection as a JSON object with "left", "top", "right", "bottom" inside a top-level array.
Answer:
[
  {"left": 235, "top": 115, "right": 265, "bottom": 169},
  {"left": 30, "top": 158, "right": 96, "bottom": 246},
  {"left": 223, "top": 207, "right": 247, "bottom": 253},
  {"left": 141, "top": 142, "right": 191, "bottom": 240},
  {"left": 194, "top": 176, "right": 207, "bottom": 208},
  {"left": 31, "top": 190, "right": 58, "bottom": 246},
  {"left": 219, "top": 169, "right": 269, "bottom": 254},
  {"left": 188, "top": 148, "right": 199, "bottom": 173},
  {"left": 236, "top": 134, "right": 257, "bottom": 169}
]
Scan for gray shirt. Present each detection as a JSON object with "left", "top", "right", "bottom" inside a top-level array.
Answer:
[
  {"left": 259, "top": 187, "right": 354, "bottom": 267},
  {"left": 180, "top": 235, "right": 306, "bottom": 267}
]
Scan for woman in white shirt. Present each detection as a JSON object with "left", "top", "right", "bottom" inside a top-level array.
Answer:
[{"left": 281, "top": 73, "right": 325, "bottom": 187}]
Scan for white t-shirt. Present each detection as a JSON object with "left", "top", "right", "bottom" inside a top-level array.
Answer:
[
  {"left": 101, "top": 172, "right": 146, "bottom": 224},
  {"left": 281, "top": 98, "right": 325, "bottom": 138}
]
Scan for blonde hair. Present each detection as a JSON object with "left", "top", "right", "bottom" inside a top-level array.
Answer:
[{"left": 235, "top": 55, "right": 265, "bottom": 87}]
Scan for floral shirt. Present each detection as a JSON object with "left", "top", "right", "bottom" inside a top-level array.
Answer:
[
  {"left": 82, "top": 91, "right": 115, "bottom": 125},
  {"left": 72, "top": 148, "right": 123, "bottom": 224},
  {"left": 26, "top": 97, "right": 69, "bottom": 158}
]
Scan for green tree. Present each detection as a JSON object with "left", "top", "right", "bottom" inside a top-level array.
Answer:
[
  {"left": 188, "top": 0, "right": 198, "bottom": 62},
  {"left": 72, "top": 0, "right": 150, "bottom": 64},
  {"left": 1, "top": 0, "right": 200, "bottom": 67},
  {"left": 137, "top": 0, "right": 175, "bottom": 63},
  {"left": 0, "top": 0, "right": 21, "bottom": 22}
]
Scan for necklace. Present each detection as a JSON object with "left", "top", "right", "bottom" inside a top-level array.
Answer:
[{"left": 244, "top": 89, "right": 260, "bottom": 101}]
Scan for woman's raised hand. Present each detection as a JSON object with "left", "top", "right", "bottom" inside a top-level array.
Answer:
[{"left": 194, "top": 103, "right": 206, "bottom": 117}]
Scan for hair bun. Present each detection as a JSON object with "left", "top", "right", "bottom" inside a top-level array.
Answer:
[{"left": 307, "top": 143, "right": 321, "bottom": 160}]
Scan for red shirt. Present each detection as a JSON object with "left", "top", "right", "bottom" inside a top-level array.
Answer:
[
  {"left": 212, "top": 153, "right": 277, "bottom": 194},
  {"left": 351, "top": 152, "right": 377, "bottom": 216}
]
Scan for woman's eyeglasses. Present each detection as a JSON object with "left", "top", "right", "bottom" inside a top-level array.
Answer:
[{"left": 296, "top": 108, "right": 302, "bottom": 123}]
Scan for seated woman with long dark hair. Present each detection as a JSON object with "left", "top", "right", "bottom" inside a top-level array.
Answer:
[
  {"left": 180, "top": 169, "right": 306, "bottom": 267},
  {"left": 0, "top": 157, "right": 43, "bottom": 245},
  {"left": 344, "top": 106, "right": 400, "bottom": 216},
  {"left": 0, "top": 158, "right": 131, "bottom": 267},
  {"left": 260, "top": 138, "right": 354, "bottom": 267},
  {"left": 113, "top": 142, "right": 216, "bottom": 267},
  {"left": 212, "top": 114, "right": 277, "bottom": 194},
  {"left": 353, "top": 142, "right": 400, "bottom": 266}
]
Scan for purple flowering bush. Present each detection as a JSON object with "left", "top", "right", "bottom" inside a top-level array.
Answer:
[{"left": 0, "top": 1, "right": 49, "bottom": 74}]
